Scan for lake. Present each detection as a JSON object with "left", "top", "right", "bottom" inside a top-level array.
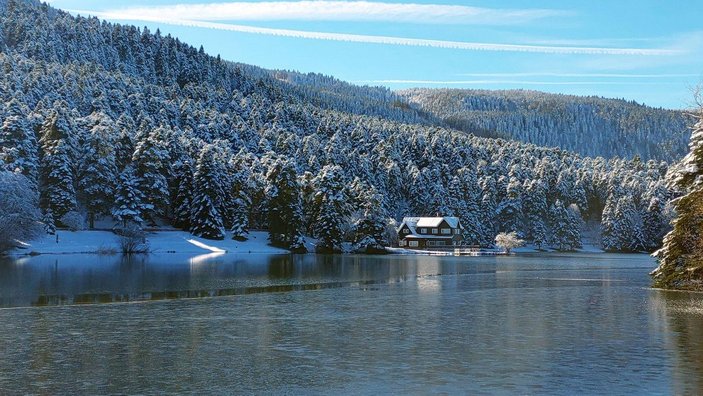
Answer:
[{"left": 1, "top": 252, "right": 702, "bottom": 394}]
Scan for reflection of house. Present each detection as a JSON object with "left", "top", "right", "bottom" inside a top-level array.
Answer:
[{"left": 397, "top": 217, "right": 463, "bottom": 249}]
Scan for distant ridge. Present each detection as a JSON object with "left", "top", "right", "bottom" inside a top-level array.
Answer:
[{"left": 399, "top": 88, "right": 690, "bottom": 161}]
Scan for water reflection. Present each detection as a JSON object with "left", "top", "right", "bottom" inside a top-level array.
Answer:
[
  {"left": 650, "top": 289, "right": 703, "bottom": 395},
  {"left": 0, "top": 253, "right": 476, "bottom": 308},
  {"left": 2, "top": 253, "right": 703, "bottom": 393}
]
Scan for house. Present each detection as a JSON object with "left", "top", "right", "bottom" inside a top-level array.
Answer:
[{"left": 397, "top": 216, "right": 463, "bottom": 249}]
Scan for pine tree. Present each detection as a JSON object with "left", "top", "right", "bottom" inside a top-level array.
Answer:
[
  {"left": 351, "top": 183, "right": 388, "bottom": 250},
  {"left": 190, "top": 145, "right": 226, "bottom": 240},
  {"left": 266, "top": 158, "right": 305, "bottom": 251},
  {"left": 42, "top": 209, "right": 56, "bottom": 235},
  {"left": 112, "top": 167, "right": 151, "bottom": 227},
  {"left": 600, "top": 193, "right": 618, "bottom": 250},
  {"left": 228, "top": 152, "right": 252, "bottom": 241},
  {"left": 549, "top": 200, "right": 580, "bottom": 251},
  {"left": 524, "top": 180, "right": 548, "bottom": 250},
  {"left": 39, "top": 108, "right": 77, "bottom": 223},
  {"left": 78, "top": 114, "right": 118, "bottom": 228},
  {"left": 642, "top": 197, "right": 668, "bottom": 251},
  {"left": 230, "top": 201, "right": 250, "bottom": 242},
  {"left": 0, "top": 98, "right": 38, "bottom": 184},
  {"left": 132, "top": 126, "right": 171, "bottom": 223},
  {"left": 448, "top": 170, "right": 482, "bottom": 246},
  {"left": 312, "top": 165, "right": 350, "bottom": 252},
  {"left": 565, "top": 203, "right": 583, "bottom": 250},
  {"left": 603, "top": 195, "right": 644, "bottom": 252},
  {"left": 478, "top": 176, "right": 498, "bottom": 246},
  {"left": 171, "top": 159, "right": 194, "bottom": 229},
  {"left": 652, "top": 114, "right": 703, "bottom": 289}
]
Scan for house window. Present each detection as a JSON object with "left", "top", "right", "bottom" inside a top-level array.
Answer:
[
  {"left": 428, "top": 241, "right": 435, "bottom": 247},
  {"left": 441, "top": 228, "right": 451, "bottom": 235},
  {"left": 399, "top": 240, "right": 406, "bottom": 247},
  {"left": 432, "top": 229, "right": 438, "bottom": 234},
  {"left": 409, "top": 241, "right": 419, "bottom": 247},
  {"left": 403, "top": 229, "right": 409, "bottom": 234},
  {"left": 455, "top": 229, "right": 461, "bottom": 235},
  {"left": 420, "top": 228, "right": 426, "bottom": 234},
  {"left": 436, "top": 241, "right": 445, "bottom": 246}
]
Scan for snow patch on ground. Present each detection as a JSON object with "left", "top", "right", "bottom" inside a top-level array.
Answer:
[
  {"left": 10, "top": 230, "right": 289, "bottom": 256},
  {"left": 386, "top": 247, "right": 504, "bottom": 256},
  {"left": 513, "top": 243, "right": 604, "bottom": 253}
]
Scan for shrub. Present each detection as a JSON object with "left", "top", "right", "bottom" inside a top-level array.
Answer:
[
  {"left": 59, "top": 211, "right": 86, "bottom": 231},
  {"left": 114, "top": 224, "right": 150, "bottom": 254}
]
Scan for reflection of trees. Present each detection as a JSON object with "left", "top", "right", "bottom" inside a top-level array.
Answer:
[
  {"left": 651, "top": 289, "right": 703, "bottom": 395},
  {"left": 5, "top": 254, "right": 477, "bottom": 308}
]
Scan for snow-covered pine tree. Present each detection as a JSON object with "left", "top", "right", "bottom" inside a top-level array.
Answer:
[
  {"left": 78, "top": 113, "right": 118, "bottom": 228},
  {"left": 452, "top": 168, "right": 483, "bottom": 246},
  {"left": 42, "top": 209, "right": 56, "bottom": 235},
  {"left": 524, "top": 180, "right": 548, "bottom": 250},
  {"left": 600, "top": 193, "right": 618, "bottom": 250},
  {"left": 190, "top": 144, "right": 226, "bottom": 240},
  {"left": 620, "top": 195, "right": 645, "bottom": 252},
  {"left": 565, "top": 203, "right": 583, "bottom": 250},
  {"left": 266, "top": 157, "right": 305, "bottom": 251},
  {"left": 114, "top": 114, "right": 136, "bottom": 170},
  {"left": 132, "top": 125, "right": 171, "bottom": 224},
  {"left": 603, "top": 195, "right": 645, "bottom": 252},
  {"left": 350, "top": 182, "right": 388, "bottom": 251},
  {"left": 171, "top": 158, "right": 194, "bottom": 230},
  {"left": 39, "top": 107, "right": 77, "bottom": 223},
  {"left": 112, "top": 166, "right": 151, "bottom": 228},
  {"left": 312, "top": 165, "right": 350, "bottom": 253},
  {"left": 549, "top": 199, "right": 580, "bottom": 251},
  {"left": 227, "top": 151, "right": 253, "bottom": 241},
  {"left": 0, "top": 98, "right": 38, "bottom": 184},
  {"left": 478, "top": 176, "right": 498, "bottom": 246},
  {"left": 497, "top": 176, "right": 524, "bottom": 234},
  {"left": 642, "top": 197, "right": 668, "bottom": 251},
  {"left": 652, "top": 112, "right": 703, "bottom": 289},
  {"left": 230, "top": 200, "right": 250, "bottom": 242}
]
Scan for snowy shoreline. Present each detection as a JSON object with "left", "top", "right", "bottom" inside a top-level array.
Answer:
[
  {"left": 8, "top": 230, "right": 607, "bottom": 257},
  {"left": 9, "top": 230, "right": 291, "bottom": 256}
]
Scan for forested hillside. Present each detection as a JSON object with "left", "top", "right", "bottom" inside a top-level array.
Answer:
[
  {"left": 0, "top": 0, "right": 673, "bottom": 253},
  {"left": 400, "top": 88, "right": 691, "bottom": 161}
]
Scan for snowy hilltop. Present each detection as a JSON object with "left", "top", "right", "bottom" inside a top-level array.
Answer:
[{"left": 399, "top": 88, "right": 690, "bottom": 161}]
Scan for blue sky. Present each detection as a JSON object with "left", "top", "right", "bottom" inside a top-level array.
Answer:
[{"left": 45, "top": 0, "right": 703, "bottom": 109}]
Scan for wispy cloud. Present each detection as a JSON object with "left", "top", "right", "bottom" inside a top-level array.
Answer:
[
  {"left": 99, "top": 1, "right": 568, "bottom": 25},
  {"left": 72, "top": 10, "right": 682, "bottom": 56},
  {"left": 455, "top": 73, "right": 700, "bottom": 78},
  {"left": 357, "top": 80, "right": 678, "bottom": 85}
]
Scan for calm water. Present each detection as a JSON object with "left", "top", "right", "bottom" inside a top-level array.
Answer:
[{"left": 1, "top": 252, "right": 703, "bottom": 394}]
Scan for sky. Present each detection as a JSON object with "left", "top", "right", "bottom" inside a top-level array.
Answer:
[{"left": 44, "top": 0, "right": 703, "bottom": 110}]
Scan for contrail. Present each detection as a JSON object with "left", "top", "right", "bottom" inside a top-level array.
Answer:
[{"left": 72, "top": 10, "right": 682, "bottom": 56}]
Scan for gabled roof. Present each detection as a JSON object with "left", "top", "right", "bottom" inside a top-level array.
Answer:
[
  {"left": 416, "top": 217, "right": 460, "bottom": 228},
  {"left": 397, "top": 216, "right": 462, "bottom": 235}
]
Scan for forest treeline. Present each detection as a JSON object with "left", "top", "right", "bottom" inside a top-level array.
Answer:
[{"left": 0, "top": 0, "right": 676, "bottom": 253}]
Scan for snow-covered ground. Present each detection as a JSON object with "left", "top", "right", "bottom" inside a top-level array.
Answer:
[
  {"left": 513, "top": 243, "right": 604, "bottom": 253},
  {"left": 386, "top": 247, "right": 505, "bottom": 256},
  {"left": 10, "top": 230, "right": 289, "bottom": 256}
]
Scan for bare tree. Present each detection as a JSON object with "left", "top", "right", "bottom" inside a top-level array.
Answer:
[
  {"left": 0, "top": 171, "right": 43, "bottom": 253},
  {"left": 495, "top": 232, "right": 525, "bottom": 254}
]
